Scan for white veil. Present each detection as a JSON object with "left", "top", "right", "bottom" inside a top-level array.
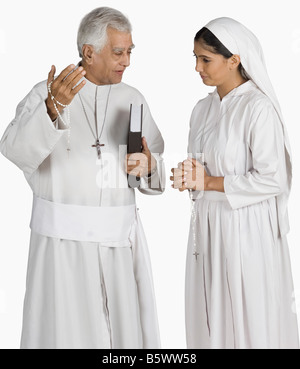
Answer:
[{"left": 205, "top": 17, "right": 292, "bottom": 237}]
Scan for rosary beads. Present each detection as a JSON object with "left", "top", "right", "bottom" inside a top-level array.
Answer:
[
  {"left": 189, "top": 189, "right": 199, "bottom": 261},
  {"left": 48, "top": 81, "right": 71, "bottom": 154}
]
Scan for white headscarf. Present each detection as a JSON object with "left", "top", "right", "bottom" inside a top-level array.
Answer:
[{"left": 205, "top": 17, "right": 292, "bottom": 237}]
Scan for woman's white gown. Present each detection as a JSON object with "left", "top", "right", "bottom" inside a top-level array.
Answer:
[{"left": 186, "top": 81, "right": 299, "bottom": 349}]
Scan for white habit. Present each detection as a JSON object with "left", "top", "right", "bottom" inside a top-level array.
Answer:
[
  {"left": 186, "top": 80, "right": 299, "bottom": 350},
  {"left": 0, "top": 77, "right": 165, "bottom": 349},
  {"left": 185, "top": 17, "right": 299, "bottom": 350}
]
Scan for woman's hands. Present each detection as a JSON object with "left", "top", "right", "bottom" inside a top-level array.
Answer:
[
  {"left": 171, "top": 158, "right": 206, "bottom": 192},
  {"left": 170, "top": 158, "right": 225, "bottom": 193}
]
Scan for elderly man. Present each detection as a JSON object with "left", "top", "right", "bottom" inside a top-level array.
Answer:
[{"left": 0, "top": 7, "right": 164, "bottom": 349}]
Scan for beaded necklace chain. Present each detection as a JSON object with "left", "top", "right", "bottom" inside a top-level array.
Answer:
[{"left": 47, "top": 81, "right": 71, "bottom": 154}]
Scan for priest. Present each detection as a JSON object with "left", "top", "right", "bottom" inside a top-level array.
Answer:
[{"left": 0, "top": 7, "right": 165, "bottom": 349}]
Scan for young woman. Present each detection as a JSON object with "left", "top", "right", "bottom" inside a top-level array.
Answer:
[{"left": 171, "top": 17, "right": 299, "bottom": 349}]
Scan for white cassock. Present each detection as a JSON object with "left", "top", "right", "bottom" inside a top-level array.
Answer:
[
  {"left": 0, "top": 77, "right": 165, "bottom": 349},
  {"left": 186, "top": 80, "right": 299, "bottom": 349}
]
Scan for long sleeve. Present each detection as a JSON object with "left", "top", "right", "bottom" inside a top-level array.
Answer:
[
  {"left": 138, "top": 100, "right": 165, "bottom": 195},
  {"left": 0, "top": 81, "right": 68, "bottom": 176},
  {"left": 224, "top": 100, "right": 286, "bottom": 209}
]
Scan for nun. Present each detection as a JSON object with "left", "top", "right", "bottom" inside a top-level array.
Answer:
[{"left": 171, "top": 17, "right": 299, "bottom": 349}]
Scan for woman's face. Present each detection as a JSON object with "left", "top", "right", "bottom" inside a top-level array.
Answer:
[{"left": 193, "top": 40, "right": 232, "bottom": 87}]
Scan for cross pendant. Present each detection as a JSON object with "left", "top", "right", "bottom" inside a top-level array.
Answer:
[
  {"left": 92, "top": 139, "right": 105, "bottom": 160},
  {"left": 193, "top": 252, "right": 200, "bottom": 261}
]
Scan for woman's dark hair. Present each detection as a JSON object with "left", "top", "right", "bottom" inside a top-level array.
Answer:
[
  {"left": 195, "top": 27, "right": 232, "bottom": 58},
  {"left": 195, "top": 27, "right": 249, "bottom": 79}
]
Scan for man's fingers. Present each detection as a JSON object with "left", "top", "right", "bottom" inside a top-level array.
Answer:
[
  {"left": 65, "top": 66, "right": 86, "bottom": 88},
  {"left": 71, "top": 80, "right": 87, "bottom": 96},
  {"left": 68, "top": 70, "right": 87, "bottom": 91},
  {"left": 56, "top": 64, "right": 76, "bottom": 83},
  {"left": 48, "top": 64, "right": 87, "bottom": 105},
  {"left": 127, "top": 161, "right": 141, "bottom": 167},
  {"left": 127, "top": 164, "right": 144, "bottom": 176},
  {"left": 128, "top": 169, "right": 141, "bottom": 176},
  {"left": 47, "top": 65, "right": 56, "bottom": 84},
  {"left": 142, "top": 137, "right": 150, "bottom": 153},
  {"left": 127, "top": 153, "right": 145, "bottom": 161},
  {"left": 125, "top": 155, "right": 146, "bottom": 169}
]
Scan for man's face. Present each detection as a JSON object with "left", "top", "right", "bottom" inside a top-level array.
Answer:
[{"left": 89, "top": 27, "right": 134, "bottom": 85}]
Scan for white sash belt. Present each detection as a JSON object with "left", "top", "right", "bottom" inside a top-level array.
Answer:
[{"left": 30, "top": 196, "right": 136, "bottom": 245}]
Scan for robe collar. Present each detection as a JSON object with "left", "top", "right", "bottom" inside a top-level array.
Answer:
[
  {"left": 210, "top": 80, "right": 257, "bottom": 101},
  {"left": 81, "top": 77, "right": 120, "bottom": 97}
]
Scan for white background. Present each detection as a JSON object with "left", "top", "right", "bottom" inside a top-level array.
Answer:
[{"left": 0, "top": 0, "right": 300, "bottom": 349}]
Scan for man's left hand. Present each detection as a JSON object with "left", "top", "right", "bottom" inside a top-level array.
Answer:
[{"left": 125, "top": 137, "right": 156, "bottom": 177}]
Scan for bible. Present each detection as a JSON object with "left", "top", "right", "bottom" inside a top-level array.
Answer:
[{"left": 128, "top": 104, "right": 143, "bottom": 188}]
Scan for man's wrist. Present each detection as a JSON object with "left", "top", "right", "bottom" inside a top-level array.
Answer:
[{"left": 46, "top": 100, "right": 58, "bottom": 122}]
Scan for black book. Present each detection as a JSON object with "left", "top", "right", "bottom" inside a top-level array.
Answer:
[{"left": 128, "top": 104, "right": 143, "bottom": 188}]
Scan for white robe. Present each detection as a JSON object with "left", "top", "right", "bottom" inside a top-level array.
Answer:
[
  {"left": 186, "top": 80, "right": 299, "bottom": 349},
  {"left": 0, "top": 77, "right": 165, "bottom": 349}
]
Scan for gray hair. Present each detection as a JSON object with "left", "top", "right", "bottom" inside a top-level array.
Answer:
[{"left": 77, "top": 7, "right": 132, "bottom": 57}]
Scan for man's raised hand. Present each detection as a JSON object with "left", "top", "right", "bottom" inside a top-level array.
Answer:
[{"left": 46, "top": 64, "right": 86, "bottom": 121}]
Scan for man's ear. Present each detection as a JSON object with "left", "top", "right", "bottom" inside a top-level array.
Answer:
[
  {"left": 229, "top": 54, "right": 242, "bottom": 71},
  {"left": 82, "top": 45, "right": 94, "bottom": 65}
]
